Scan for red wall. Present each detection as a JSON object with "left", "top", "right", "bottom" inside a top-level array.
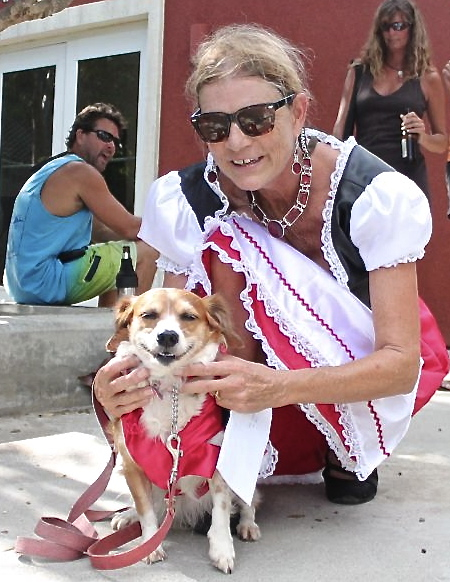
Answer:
[{"left": 160, "top": 0, "right": 450, "bottom": 344}]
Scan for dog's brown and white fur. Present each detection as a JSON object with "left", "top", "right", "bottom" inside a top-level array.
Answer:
[{"left": 109, "top": 288, "right": 260, "bottom": 573}]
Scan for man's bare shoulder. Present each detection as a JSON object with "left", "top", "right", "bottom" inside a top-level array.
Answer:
[{"left": 41, "top": 159, "right": 104, "bottom": 215}]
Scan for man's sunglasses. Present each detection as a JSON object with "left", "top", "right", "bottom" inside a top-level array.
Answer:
[
  {"left": 88, "top": 129, "right": 121, "bottom": 149},
  {"left": 380, "top": 21, "right": 410, "bottom": 32},
  {"left": 190, "top": 94, "right": 295, "bottom": 143}
]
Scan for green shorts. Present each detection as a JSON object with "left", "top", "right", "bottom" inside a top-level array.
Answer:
[{"left": 63, "top": 241, "right": 137, "bottom": 304}]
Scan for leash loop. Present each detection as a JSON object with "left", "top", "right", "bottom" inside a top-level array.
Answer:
[{"left": 166, "top": 433, "right": 183, "bottom": 484}]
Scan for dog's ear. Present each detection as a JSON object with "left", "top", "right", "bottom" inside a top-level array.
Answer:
[
  {"left": 203, "top": 293, "right": 241, "bottom": 348},
  {"left": 114, "top": 295, "right": 137, "bottom": 328},
  {"left": 105, "top": 296, "right": 135, "bottom": 353},
  {"left": 105, "top": 326, "right": 129, "bottom": 353}
]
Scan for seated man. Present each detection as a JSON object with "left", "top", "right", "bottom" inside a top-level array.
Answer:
[{"left": 4, "top": 103, "right": 158, "bottom": 306}]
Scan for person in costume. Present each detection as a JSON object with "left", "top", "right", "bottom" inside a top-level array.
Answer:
[
  {"left": 93, "top": 24, "right": 448, "bottom": 506},
  {"left": 333, "top": 0, "right": 447, "bottom": 199}
]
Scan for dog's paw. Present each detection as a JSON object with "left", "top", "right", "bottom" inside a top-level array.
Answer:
[
  {"left": 111, "top": 508, "right": 139, "bottom": 530},
  {"left": 144, "top": 545, "right": 167, "bottom": 565},
  {"left": 208, "top": 537, "right": 235, "bottom": 574},
  {"left": 236, "top": 520, "right": 261, "bottom": 542}
]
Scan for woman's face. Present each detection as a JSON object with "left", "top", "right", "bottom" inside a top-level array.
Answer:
[
  {"left": 197, "top": 75, "right": 307, "bottom": 194},
  {"left": 380, "top": 11, "right": 411, "bottom": 53}
]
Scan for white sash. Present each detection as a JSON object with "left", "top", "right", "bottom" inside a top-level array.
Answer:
[{"left": 188, "top": 214, "right": 418, "bottom": 504}]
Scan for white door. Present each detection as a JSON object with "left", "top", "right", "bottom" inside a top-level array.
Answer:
[{"left": 0, "top": 19, "right": 152, "bottom": 273}]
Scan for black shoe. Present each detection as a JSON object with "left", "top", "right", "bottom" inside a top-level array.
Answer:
[{"left": 323, "top": 462, "right": 378, "bottom": 505}]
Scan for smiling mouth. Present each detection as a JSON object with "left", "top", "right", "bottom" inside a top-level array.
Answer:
[
  {"left": 155, "top": 352, "right": 177, "bottom": 366},
  {"left": 233, "top": 158, "right": 259, "bottom": 166}
]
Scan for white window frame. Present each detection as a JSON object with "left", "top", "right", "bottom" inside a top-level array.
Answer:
[{"left": 0, "top": 0, "right": 164, "bottom": 214}]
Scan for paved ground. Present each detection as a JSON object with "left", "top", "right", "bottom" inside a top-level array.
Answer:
[{"left": 1, "top": 389, "right": 449, "bottom": 582}]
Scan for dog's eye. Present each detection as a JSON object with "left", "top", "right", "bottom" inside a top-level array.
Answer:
[
  {"left": 141, "top": 311, "right": 158, "bottom": 320},
  {"left": 180, "top": 312, "right": 198, "bottom": 321}
]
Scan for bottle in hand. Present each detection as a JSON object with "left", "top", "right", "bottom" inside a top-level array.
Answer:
[
  {"left": 116, "top": 245, "right": 138, "bottom": 296},
  {"left": 401, "top": 110, "right": 416, "bottom": 163}
]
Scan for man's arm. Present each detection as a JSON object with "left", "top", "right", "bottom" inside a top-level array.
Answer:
[
  {"left": 41, "top": 160, "right": 141, "bottom": 240},
  {"left": 91, "top": 216, "right": 129, "bottom": 242}
]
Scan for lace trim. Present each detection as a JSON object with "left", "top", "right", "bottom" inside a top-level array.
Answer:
[
  {"left": 188, "top": 216, "right": 372, "bottom": 475},
  {"left": 297, "top": 402, "right": 359, "bottom": 472},
  {"left": 157, "top": 255, "right": 191, "bottom": 277},
  {"left": 379, "top": 250, "right": 425, "bottom": 269},
  {"left": 204, "top": 216, "right": 332, "bottom": 370},
  {"left": 321, "top": 136, "right": 358, "bottom": 287},
  {"left": 258, "top": 441, "right": 278, "bottom": 479}
]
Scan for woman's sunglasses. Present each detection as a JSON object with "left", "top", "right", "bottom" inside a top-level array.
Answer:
[
  {"left": 190, "top": 94, "right": 295, "bottom": 143},
  {"left": 88, "top": 129, "right": 122, "bottom": 149},
  {"left": 380, "top": 21, "right": 410, "bottom": 32}
]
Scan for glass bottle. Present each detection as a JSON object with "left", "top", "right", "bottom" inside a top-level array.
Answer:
[
  {"left": 116, "top": 245, "right": 138, "bottom": 296},
  {"left": 401, "top": 109, "right": 417, "bottom": 163}
]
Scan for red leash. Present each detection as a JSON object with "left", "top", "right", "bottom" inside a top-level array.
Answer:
[{"left": 15, "top": 394, "right": 178, "bottom": 570}]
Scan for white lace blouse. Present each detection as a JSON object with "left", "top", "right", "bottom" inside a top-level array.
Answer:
[{"left": 138, "top": 129, "right": 432, "bottom": 285}]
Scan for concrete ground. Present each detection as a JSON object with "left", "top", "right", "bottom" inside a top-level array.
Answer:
[{"left": 1, "top": 388, "right": 449, "bottom": 582}]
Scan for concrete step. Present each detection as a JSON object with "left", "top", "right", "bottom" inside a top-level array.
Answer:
[{"left": 0, "top": 295, "right": 114, "bottom": 416}]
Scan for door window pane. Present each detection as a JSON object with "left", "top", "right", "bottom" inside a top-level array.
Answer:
[
  {"left": 0, "top": 66, "right": 55, "bottom": 274},
  {"left": 77, "top": 52, "right": 140, "bottom": 213}
]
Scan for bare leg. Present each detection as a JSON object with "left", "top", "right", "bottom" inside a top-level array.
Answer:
[
  {"left": 163, "top": 272, "right": 188, "bottom": 289},
  {"left": 98, "top": 288, "right": 118, "bottom": 307}
]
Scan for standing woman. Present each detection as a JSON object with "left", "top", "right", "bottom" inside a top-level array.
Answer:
[{"left": 333, "top": 0, "right": 447, "bottom": 199}]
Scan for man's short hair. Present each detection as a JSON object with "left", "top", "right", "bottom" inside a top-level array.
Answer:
[{"left": 65, "top": 103, "right": 127, "bottom": 149}]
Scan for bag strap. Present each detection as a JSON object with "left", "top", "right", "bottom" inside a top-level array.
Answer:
[{"left": 342, "top": 62, "right": 364, "bottom": 140}]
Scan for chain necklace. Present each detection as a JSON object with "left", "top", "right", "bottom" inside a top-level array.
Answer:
[
  {"left": 247, "top": 129, "right": 312, "bottom": 239},
  {"left": 385, "top": 62, "right": 404, "bottom": 79}
]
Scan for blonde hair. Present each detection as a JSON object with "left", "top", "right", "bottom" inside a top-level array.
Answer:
[
  {"left": 185, "top": 24, "right": 312, "bottom": 106},
  {"left": 358, "top": 0, "right": 432, "bottom": 79}
]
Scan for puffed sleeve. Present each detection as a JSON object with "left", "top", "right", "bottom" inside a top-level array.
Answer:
[
  {"left": 350, "top": 172, "right": 432, "bottom": 271},
  {"left": 138, "top": 171, "right": 203, "bottom": 273}
]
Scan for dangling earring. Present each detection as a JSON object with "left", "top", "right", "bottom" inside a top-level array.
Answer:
[
  {"left": 207, "top": 158, "right": 218, "bottom": 183},
  {"left": 291, "top": 141, "right": 301, "bottom": 175}
]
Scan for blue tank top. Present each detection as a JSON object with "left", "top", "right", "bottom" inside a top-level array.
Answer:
[{"left": 5, "top": 154, "right": 92, "bottom": 304}]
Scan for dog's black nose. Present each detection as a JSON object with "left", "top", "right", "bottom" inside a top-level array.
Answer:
[{"left": 157, "top": 330, "right": 179, "bottom": 349}]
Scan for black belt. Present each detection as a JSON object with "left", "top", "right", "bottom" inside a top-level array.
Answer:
[{"left": 57, "top": 247, "right": 87, "bottom": 263}]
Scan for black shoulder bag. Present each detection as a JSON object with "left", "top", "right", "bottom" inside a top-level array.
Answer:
[{"left": 342, "top": 63, "right": 363, "bottom": 140}]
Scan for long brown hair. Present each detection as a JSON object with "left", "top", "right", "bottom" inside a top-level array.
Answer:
[{"left": 358, "top": 0, "right": 432, "bottom": 79}]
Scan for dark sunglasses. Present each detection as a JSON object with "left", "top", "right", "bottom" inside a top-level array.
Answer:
[
  {"left": 88, "top": 129, "right": 121, "bottom": 149},
  {"left": 380, "top": 21, "right": 410, "bottom": 32},
  {"left": 190, "top": 94, "right": 295, "bottom": 143}
]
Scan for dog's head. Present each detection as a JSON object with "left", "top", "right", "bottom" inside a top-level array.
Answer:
[{"left": 109, "top": 288, "right": 236, "bottom": 375}]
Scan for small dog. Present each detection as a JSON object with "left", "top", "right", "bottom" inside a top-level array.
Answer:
[{"left": 109, "top": 288, "right": 260, "bottom": 573}]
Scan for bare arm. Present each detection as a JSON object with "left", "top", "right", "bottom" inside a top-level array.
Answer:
[
  {"left": 180, "top": 262, "right": 421, "bottom": 413},
  {"left": 443, "top": 61, "right": 450, "bottom": 95},
  {"left": 42, "top": 161, "right": 141, "bottom": 240},
  {"left": 333, "top": 67, "right": 356, "bottom": 140},
  {"left": 76, "top": 164, "right": 141, "bottom": 239},
  {"left": 407, "top": 68, "right": 448, "bottom": 154},
  {"left": 91, "top": 216, "right": 126, "bottom": 242}
]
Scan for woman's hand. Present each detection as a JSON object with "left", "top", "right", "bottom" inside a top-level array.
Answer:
[
  {"left": 179, "top": 353, "right": 287, "bottom": 413},
  {"left": 400, "top": 110, "right": 426, "bottom": 141},
  {"left": 93, "top": 354, "right": 154, "bottom": 418}
]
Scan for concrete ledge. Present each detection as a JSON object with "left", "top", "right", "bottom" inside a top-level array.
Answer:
[{"left": 0, "top": 301, "right": 114, "bottom": 416}]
